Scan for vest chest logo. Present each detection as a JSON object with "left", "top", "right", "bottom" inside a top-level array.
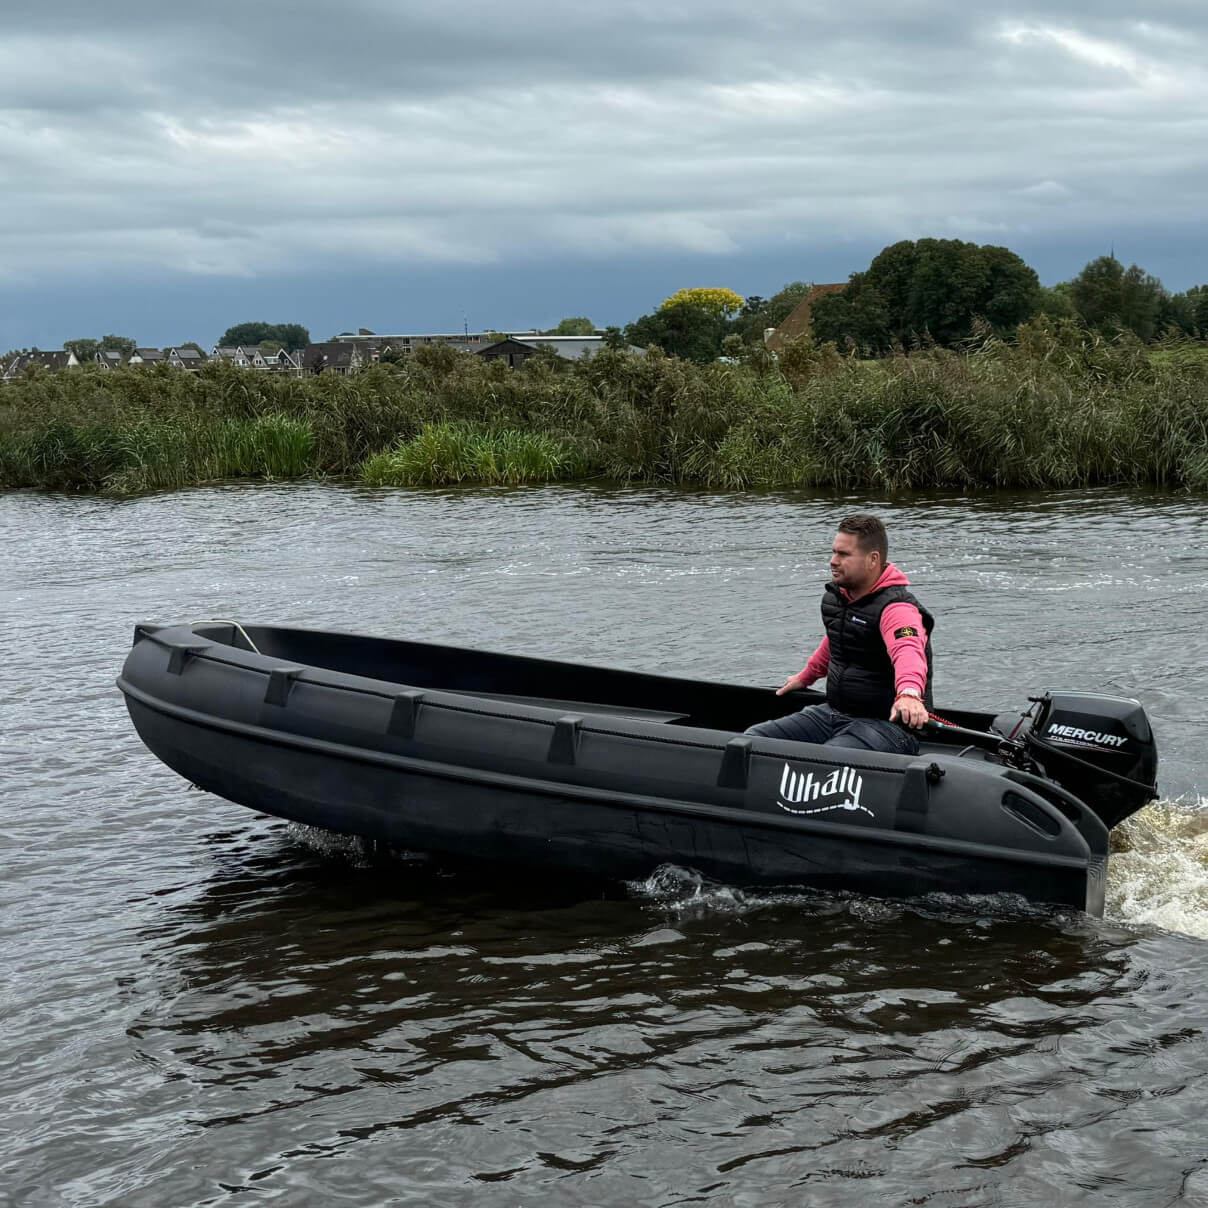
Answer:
[{"left": 777, "top": 763, "right": 874, "bottom": 818}]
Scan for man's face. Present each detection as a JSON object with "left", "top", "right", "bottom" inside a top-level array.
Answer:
[{"left": 829, "top": 531, "right": 880, "bottom": 592}]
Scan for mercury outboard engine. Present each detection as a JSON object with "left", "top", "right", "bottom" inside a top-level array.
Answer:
[{"left": 994, "top": 693, "right": 1158, "bottom": 829}]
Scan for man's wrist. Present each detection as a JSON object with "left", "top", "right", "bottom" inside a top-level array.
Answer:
[{"left": 895, "top": 689, "right": 922, "bottom": 700}]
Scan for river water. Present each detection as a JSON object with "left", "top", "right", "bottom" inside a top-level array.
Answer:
[{"left": 5, "top": 482, "right": 1208, "bottom": 1206}]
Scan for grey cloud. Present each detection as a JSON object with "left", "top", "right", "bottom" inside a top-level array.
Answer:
[
  {"left": 2, "top": 1, "right": 1207, "bottom": 291},
  {"left": 7, "top": 2, "right": 1202, "bottom": 111}
]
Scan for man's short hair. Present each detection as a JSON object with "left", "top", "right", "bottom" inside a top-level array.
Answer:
[{"left": 837, "top": 515, "right": 888, "bottom": 562}]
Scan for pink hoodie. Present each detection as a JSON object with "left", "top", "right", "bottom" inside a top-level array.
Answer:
[{"left": 797, "top": 563, "right": 929, "bottom": 697}]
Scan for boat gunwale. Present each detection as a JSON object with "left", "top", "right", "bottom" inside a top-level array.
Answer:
[{"left": 132, "top": 622, "right": 979, "bottom": 772}]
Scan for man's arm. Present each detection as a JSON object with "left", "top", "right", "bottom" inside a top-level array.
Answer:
[
  {"left": 776, "top": 637, "right": 829, "bottom": 695},
  {"left": 881, "top": 602, "right": 928, "bottom": 726}
]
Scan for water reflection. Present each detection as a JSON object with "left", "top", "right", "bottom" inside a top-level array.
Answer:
[{"left": 116, "top": 821, "right": 1207, "bottom": 1205}]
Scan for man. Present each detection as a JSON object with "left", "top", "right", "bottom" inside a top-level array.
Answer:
[{"left": 746, "top": 515, "right": 933, "bottom": 754}]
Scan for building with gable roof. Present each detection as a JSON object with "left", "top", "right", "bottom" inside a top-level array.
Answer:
[
  {"left": 92, "top": 348, "right": 129, "bottom": 370},
  {"left": 210, "top": 344, "right": 301, "bottom": 373},
  {"left": 163, "top": 346, "right": 209, "bottom": 371},
  {"left": 299, "top": 342, "right": 365, "bottom": 375},
  {"left": 764, "top": 283, "right": 847, "bottom": 351},
  {"left": 477, "top": 334, "right": 643, "bottom": 367},
  {"left": 1, "top": 350, "right": 80, "bottom": 381}
]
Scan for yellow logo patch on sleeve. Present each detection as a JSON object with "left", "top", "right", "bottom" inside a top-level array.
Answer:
[{"left": 893, "top": 626, "right": 919, "bottom": 639}]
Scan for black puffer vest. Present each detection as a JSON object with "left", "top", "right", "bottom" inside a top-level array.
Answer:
[{"left": 822, "top": 582, "right": 934, "bottom": 719}]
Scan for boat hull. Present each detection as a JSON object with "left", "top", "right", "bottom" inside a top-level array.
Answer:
[{"left": 119, "top": 623, "right": 1110, "bottom": 913}]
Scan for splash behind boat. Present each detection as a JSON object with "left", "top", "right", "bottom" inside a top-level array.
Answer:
[{"left": 117, "top": 622, "right": 1159, "bottom": 916}]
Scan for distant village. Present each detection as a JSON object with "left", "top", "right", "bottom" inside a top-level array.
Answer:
[{"left": 0, "top": 329, "right": 648, "bottom": 383}]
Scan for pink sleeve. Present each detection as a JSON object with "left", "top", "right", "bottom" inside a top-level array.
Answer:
[
  {"left": 798, "top": 636, "right": 830, "bottom": 685},
  {"left": 880, "top": 602, "right": 928, "bottom": 696}
]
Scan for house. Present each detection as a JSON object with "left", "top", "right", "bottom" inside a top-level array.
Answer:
[
  {"left": 477, "top": 338, "right": 542, "bottom": 369},
  {"left": 210, "top": 344, "right": 301, "bottom": 373},
  {"left": 513, "top": 335, "right": 615, "bottom": 360},
  {"left": 92, "top": 348, "right": 129, "bottom": 370},
  {"left": 476, "top": 335, "right": 642, "bottom": 368},
  {"left": 163, "top": 346, "right": 209, "bottom": 371},
  {"left": 336, "top": 331, "right": 501, "bottom": 357},
  {"left": 299, "top": 342, "right": 365, "bottom": 375},
  {"left": 1, "top": 350, "right": 80, "bottom": 381},
  {"left": 764, "top": 283, "right": 847, "bottom": 352},
  {"left": 89, "top": 346, "right": 209, "bottom": 372}
]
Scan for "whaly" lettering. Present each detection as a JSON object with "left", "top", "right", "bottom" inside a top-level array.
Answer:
[{"left": 776, "top": 762, "right": 875, "bottom": 818}]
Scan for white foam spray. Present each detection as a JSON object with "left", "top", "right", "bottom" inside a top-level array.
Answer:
[{"left": 1106, "top": 798, "right": 1208, "bottom": 938}]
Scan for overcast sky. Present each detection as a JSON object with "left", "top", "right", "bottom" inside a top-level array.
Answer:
[{"left": 2, "top": 2, "right": 1205, "bottom": 348}]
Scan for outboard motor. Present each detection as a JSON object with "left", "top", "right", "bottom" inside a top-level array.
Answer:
[{"left": 994, "top": 693, "right": 1158, "bottom": 829}]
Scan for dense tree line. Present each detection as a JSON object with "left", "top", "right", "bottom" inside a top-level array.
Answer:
[
  {"left": 20, "top": 245, "right": 1208, "bottom": 377},
  {"left": 618, "top": 242, "right": 1208, "bottom": 363}
]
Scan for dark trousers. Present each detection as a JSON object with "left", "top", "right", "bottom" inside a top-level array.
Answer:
[{"left": 745, "top": 703, "right": 920, "bottom": 756}]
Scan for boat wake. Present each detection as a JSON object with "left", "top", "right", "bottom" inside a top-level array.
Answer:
[
  {"left": 625, "top": 864, "right": 1065, "bottom": 927},
  {"left": 280, "top": 802, "right": 1208, "bottom": 939},
  {"left": 1106, "top": 797, "right": 1208, "bottom": 937},
  {"left": 284, "top": 823, "right": 433, "bottom": 871},
  {"left": 625, "top": 864, "right": 769, "bottom": 917}
]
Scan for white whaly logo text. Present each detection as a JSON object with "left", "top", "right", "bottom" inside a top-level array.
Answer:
[{"left": 777, "top": 763, "right": 874, "bottom": 818}]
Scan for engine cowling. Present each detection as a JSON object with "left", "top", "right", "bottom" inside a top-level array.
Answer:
[{"left": 997, "top": 693, "right": 1158, "bottom": 829}]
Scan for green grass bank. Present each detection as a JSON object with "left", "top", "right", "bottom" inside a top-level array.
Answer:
[{"left": 3, "top": 322, "right": 1208, "bottom": 495}]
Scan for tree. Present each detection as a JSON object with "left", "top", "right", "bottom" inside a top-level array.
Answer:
[
  {"left": 660, "top": 287, "right": 745, "bottom": 318},
  {"left": 1189, "top": 285, "right": 1208, "bottom": 333},
  {"left": 1158, "top": 291, "right": 1198, "bottom": 337},
  {"left": 811, "top": 240, "right": 1041, "bottom": 351},
  {"left": 1155, "top": 283, "right": 1208, "bottom": 337},
  {"left": 101, "top": 334, "right": 137, "bottom": 356},
  {"left": 1036, "top": 282, "right": 1077, "bottom": 320},
  {"left": 62, "top": 334, "right": 137, "bottom": 361},
  {"left": 978, "top": 244, "right": 1044, "bottom": 332},
  {"left": 625, "top": 303, "right": 728, "bottom": 363},
  {"left": 811, "top": 273, "right": 892, "bottom": 354},
  {"left": 219, "top": 321, "right": 310, "bottom": 350},
  {"left": 864, "top": 239, "right": 1040, "bottom": 346},
  {"left": 1070, "top": 256, "right": 1165, "bottom": 341},
  {"left": 602, "top": 326, "right": 627, "bottom": 350},
  {"left": 553, "top": 317, "right": 595, "bottom": 335}
]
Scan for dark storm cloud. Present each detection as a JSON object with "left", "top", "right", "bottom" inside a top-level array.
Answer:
[{"left": 1, "top": 1, "right": 1206, "bottom": 292}]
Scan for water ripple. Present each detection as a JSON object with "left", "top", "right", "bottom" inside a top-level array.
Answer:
[{"left": 5, "top": 483, "right": 1208, "bottom": 1206}]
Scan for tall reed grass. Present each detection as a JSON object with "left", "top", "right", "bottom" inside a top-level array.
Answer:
[
  {"left": 362, "top": 423, "right": 581, "bottom": 486},
  {"left": 2, "top": 322, "right": 1207, "bottom": 495}
]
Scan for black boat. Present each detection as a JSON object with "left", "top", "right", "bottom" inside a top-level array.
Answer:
[{"left": 118, "top": 621, "right": 1159, "bottom": 915}]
